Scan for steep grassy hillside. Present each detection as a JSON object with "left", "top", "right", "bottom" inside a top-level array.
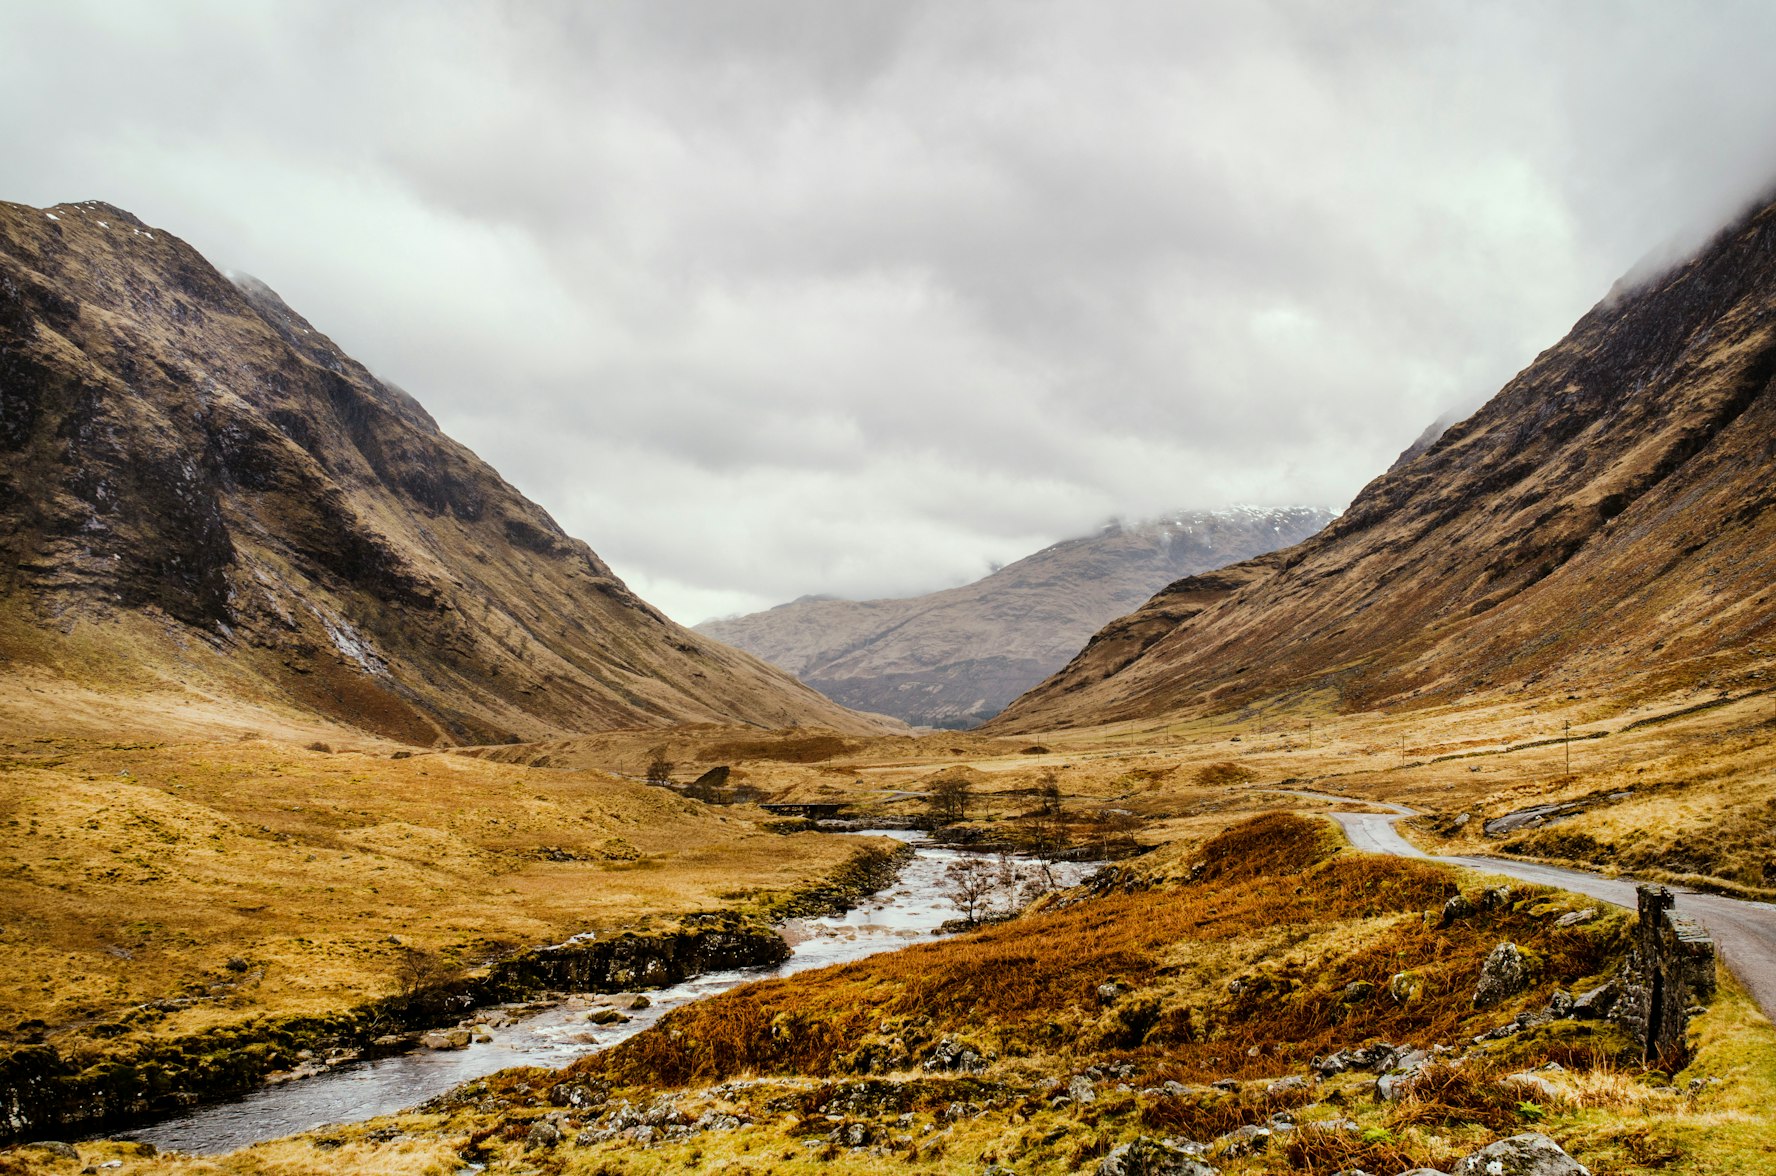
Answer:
[
  {"left": 992, "top": 194, "right": 1776, "bottom": 732},
  {"left": 0, "top": 199, "right": 887, "bottom": 744}
]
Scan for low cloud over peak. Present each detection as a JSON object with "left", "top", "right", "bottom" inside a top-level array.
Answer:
[{"left": 8, "top": 1, "right": 1776, "bottom": 623}]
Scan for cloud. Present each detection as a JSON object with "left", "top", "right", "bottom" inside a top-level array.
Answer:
[{"left": 7, "top": 0, "right": 1776, "bottom": 623}]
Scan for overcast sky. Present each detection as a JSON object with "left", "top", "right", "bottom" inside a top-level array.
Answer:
[{"left": 7, "top": 2, "right": 1776, "bottom": 624}]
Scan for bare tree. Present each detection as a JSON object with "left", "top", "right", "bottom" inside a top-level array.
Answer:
[
  {"left": 1092, "top": 808, "right": 1145, "bottom": 857},
  {"left": 391, "top": 945, "right": 458, "bottom": 1000},
  {"left": 943, "top": 856, "right": 998, "bottom": 925},
  {"left": 926, "top": 776, "right": 971, "bottom": 825},
  {"left": 645, "top": 751, "right": 675, "bottom": 788}
]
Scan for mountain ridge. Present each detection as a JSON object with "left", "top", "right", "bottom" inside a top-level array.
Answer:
[
  {"left": 697, "top": 506, "right": 1331, "bottom": 727},
  {"left": 0, "top": 198, "right": 890, "bottom": 742},
  {"left": 989, "top": 194, "right": 1776, "bottom": 731}
]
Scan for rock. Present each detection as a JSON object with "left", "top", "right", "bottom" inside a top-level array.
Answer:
[
  {"left": 419, "top": 1027, "right": 472, "bottom": 1050},
  {"left": 1375, "top": 1048, "right": 1431, "bottom": 1100},
  {"left": 587, "top": 1008, "right": 628, "bottom": 1025},
  {"left": 1451, "top": 1132, "right": 1589, "bottom": 1175},
  {"left": 1069, "top": 1074, "right": 1098, "bottom": 1104},
  {"left": 1266, "top": 1075, "right": 1311, "bottom": 1095},
  {"left": 1396, "top": 1170, "right": 1451, "bottom": 1175},
  {"left": 1452, "top": 812, "right": 1471, "bottom": 831},
  {"left": 1097, "top": 1135, "right": 1218, "bottom": 1175},
  {"left": 1340, "top": 980, "right": 1375, "bottom": 1004},
  {"left": 1502, "top": 1071, "right": 1563, "bottom": 1101},
  {"left": 1473, "top": 942, "right": 1532, "bottom": 1008},
  {"left": 372, "top": 1034, "right": 407, "bottom": 1047},
  {"left": 33, "top": 1142, "right": 80, "bottom": 1160},
  {"left": 1215, "top": 1124, "right": 1272, "bottom": 1155},
  {"left": 1553, "top": 908, "right": 1597, "bottom": 928},
  {"left": 1098, "top": 981, "right": 1128, "bottom": 1004},
  {"left": 1210, "top": 1078, "right": 1240, "bottom": 1092},
  {"left": 1545, "top": 990, "right": 1574, "bottom": 1018},
  {"left": 1388, "top": 971, "right": 1424, "bottom": 1004},
  {"left": 1485, "top": 804, "right": 1581, "bottom": 837},
  {"left": 1440, "top": 893, "right": 1476, "bottom": 926},
  {"left": 629, "top": 994, "right": 652, "bottom": 1009},
  {"left": 1570, "top": 981, "right": 1618, "bottom": 1019},
  {"left": 1479, "top": 885, "right": 1515, "bottom": 910}
]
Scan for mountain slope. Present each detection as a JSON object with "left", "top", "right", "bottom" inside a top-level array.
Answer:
[
  {"left": 697, "top": 507, "right": 1330, "bottom": 727},
  {"left": 0, "top": 199, "right": 888, "bottom": 742},
  {"left": 991, "top": 194, "right": 1776, "bottom": 731}
]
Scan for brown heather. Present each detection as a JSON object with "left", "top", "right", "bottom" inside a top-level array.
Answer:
[{"left": 568, "top": 814, "right": 1626, "bottom": 1090}]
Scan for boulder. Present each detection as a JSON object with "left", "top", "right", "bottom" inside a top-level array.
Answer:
[
  {"left": 1553, "top": 908, "right": 1597, "bottom": 928},
  {"left": 1473, "top": 942, "right": 1532, "bottom": 1008},
  {"left": 1214, "top": 1124, "right": 1271, "bottom": 1155},
  {"left": 1439, "top": 893, "right": 1477, "bottom": 926},
  {"left": 1388, "top": 971, "right": 1424, "bottom": 1004},
  {"left": 525, "top": 1120, "right": 563, "bottom": 1150},
  {"left": 1096, "top": 1136, "right": 1218, "bottom": 1176},
  {"left": 1451, "top": 1132, "right": 1589, "bottom": 1175},
  {"left": 1266, "top": 1074, "right": 1311, "bottom": 1095},
  {"left": 1375, "top": 1048, "right": 1431, "bottom": 1100},
  {"left": 419, "top": 1027, "right": 472, "bottom": 1050},
  {"left": 1069, "top": 1074, "right": 1098, "bottom": 1104},
  {"left": 1479, "top": 885, "right": 1515, "bottom": 910},
  {"left": 1570, "top": 981, "right": 1618, "bottom": 1019}
]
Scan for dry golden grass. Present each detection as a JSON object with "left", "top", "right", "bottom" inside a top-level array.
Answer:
[
  {"left": 0, "top": 734, "right": 870, "bottom": 1060},
  {"left": 554, "top": 814, "right": 1624, "bottom": 1092}
]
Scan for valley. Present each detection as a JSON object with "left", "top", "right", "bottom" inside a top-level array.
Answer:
[{"left": 9, "top": 170, "right": 1776, "bottom": 1176}]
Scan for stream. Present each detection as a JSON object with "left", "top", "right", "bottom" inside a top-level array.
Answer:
[{"left": 124, "top": 832, "right": 1098, "bottom": 1155}]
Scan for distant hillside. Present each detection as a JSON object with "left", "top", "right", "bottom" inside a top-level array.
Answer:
[
  {"left": 0, "top": 199, "right": 889, "bottom": 743},
  {"left": 989, "top": 193, "right": 1776, "bottom": 732},
  {"left": 697, "top": 507, "right": 1331, "bottom": 728}
]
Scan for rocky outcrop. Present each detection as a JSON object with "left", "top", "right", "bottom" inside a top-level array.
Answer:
[
  {"left": 1473, "top": 942, "right": 1534, "bottom": 1009},
  {"left": 1097, "top": 1135, "right": 1218, "bottom": 1175},
  {"left": 1614, "top": 885, "right": 1717, "bottom": 1065},
  {"left": 698, "top": 507, "right": 1330, "bottom": 728},
  {"left": 1452, "top": 1131, "right": 1590, "bottom": 1175},
  {"left": 0, "top": 199, "right": 888, "bottom": 742},
  {"left": 991, "top": 192, "right": 1776, "bottom": 731},
  {"left": 484, "top": 916, "right": 788, "bottom": 998}
]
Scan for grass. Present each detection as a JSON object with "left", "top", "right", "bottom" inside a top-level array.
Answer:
[
  {"left": 14, "top": 811, "right": 1776, "bottom": 1175},
  {"left": 0, "top": 735, "right": 875, "bottom": 1067},
  {"left": 565, "top": 812, "right": 1626, "bottom": 1090}
]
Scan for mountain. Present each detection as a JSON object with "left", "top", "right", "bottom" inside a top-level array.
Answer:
[
  {"left": 0, "top": 199, "right": 889, "bottom": 743},
  {"left": 696, "top": 507, "right": 1331, "bottom": 728},
  {"left": 990, "top": 194, "right": 1776, "bottom": 732}
]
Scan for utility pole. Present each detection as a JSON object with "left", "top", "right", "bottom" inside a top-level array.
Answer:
[
  {"left": 1400, "top": 733, "right": 1406, "bottom": 766},
  {"left": 1565, "top": 719, "right": 1571, "bottom": 777}
]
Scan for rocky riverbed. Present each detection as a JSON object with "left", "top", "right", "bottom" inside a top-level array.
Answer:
[{"left": 93, "top": 833, "right": 1095, "bottom": 1154}]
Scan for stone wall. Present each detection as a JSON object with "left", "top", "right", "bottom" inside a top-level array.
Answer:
[{"left": 1614, "top": 885, "right": 1716, "bottom": 1065}]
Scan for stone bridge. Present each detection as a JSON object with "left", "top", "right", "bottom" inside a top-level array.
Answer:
[{"left": 1618, "top": 885, "right": 1717, "bottom": 1065}]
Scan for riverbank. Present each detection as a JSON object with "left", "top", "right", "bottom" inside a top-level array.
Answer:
[{"left": 0, "top": 837, "right": 911, "bottom": 1144}]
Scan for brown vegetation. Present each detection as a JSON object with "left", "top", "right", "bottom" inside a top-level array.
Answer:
[{"left": 564, "top": 814, "right": 1625, "bottom": 1091}]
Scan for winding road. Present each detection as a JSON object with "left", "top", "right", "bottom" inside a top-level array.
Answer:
[{"left": 1271, "top": 789, "right": 1776, "bottom": 1020}]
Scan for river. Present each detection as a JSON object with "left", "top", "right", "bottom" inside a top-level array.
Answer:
[{"left": 124, "top": 832, "right": 1097, "bottom": 1155}]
